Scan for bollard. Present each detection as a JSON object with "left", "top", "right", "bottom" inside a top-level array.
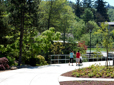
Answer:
[{"left": 113, "top": 58, "right": 114, "bottom": 66}]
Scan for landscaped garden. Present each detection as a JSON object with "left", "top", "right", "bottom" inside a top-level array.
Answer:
[
  {"left": 62, "top": 63, "right": 114, "bottom": 78},
  {"left": 60, "top": 63, "right": 114, "bottom": 85}
]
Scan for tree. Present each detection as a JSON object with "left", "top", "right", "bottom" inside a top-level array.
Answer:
[
  {"left": 51, "top": 42, "right": 65, "bottom": 54},
  {"left": 74, "top": 0, "right": 81, "bottom": 18},
  {"left": 39, "top": 0, "right": 76, "bottom": 53},
  {"left": 38, "top": 0, "right": 55, "bottom": 31},
  {"left": 0, "top": 1, "right": 10, "bottom": 45},
  {"left": 94, "top": 22, "right": 114, "bottom": 68},
  {"left": 9, "top": 0, "right": 41, "bottom": 66},
  {"left": 70, "top": 19, "right": 85, "bottom": 40},
  {"left": 35, "top": 27, "right": 61, "bottom": 62},
  {"left": 60, "top": 2, "right": 75, "bottom": 53},
  {"left": 81, "top": 8, "right": 94, "bottom": 23},
  {"left": 95, "top": 0, "right": 109, "bottom": 22},
  {"left": 108, "top": 8, "right": 114, "bottom": 22},
  {"left": 77, "top": 41, "right": 87, "bottom": 54},
  {"left": 82, "top": 0, "right": 93, "bottom": 8}
]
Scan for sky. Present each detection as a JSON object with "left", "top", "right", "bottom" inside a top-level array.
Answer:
[{"left": 69, "top": 0, "right": 114, "bottom": 6}]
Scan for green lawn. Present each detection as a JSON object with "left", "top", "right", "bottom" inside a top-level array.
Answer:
[{"left": 87, "top": 48, "right": 112, "bottom": 52}]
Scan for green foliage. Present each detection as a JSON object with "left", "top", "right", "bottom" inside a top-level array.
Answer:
[
  {"left": 51, "top": 42, "right": 65, "bottom": 54},
  {"left": 70, "top": 19, "right": 85, "bottom": 40},
  {"left": 94, "top": 22, "right": 114, "bottom": 67},
  {"left": 88, "top": 73, "right": 95, "bottom": 78},
  {"left": 96, "top": 0, "right": 109, "bottom": 22},
  {"left": 29, "top": 55, "right": 47, "bottom": 66},
  {"left": 0, "top": 2, "right": 10, "bottom": 45},
  {"left": 0, "top": 0, "right": 113, "bottom": 66},
  {"left": 81, "top": 8, "right": 94, "bottom": 23},
  {"left": 108, "top": 8, "right": 114, "bottom": 21},
  {"left": 7, "top": 56, "right": 17, "bottom": 66},
  {"left": 72, "top": 63, "right": 114, "bottom": 78},
  {"left": 36, "top": 55, "right": 48, "bottom": 66},
  {"left": 75, "top": 72, "right": 80, "bottom": 77},
  {"left": 35, "top": 27, "right": 61, "bottom": 53}
]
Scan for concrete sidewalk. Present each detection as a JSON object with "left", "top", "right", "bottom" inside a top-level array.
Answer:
[{"left": 0, "top": 61, "right": 113, "bottom": 85}]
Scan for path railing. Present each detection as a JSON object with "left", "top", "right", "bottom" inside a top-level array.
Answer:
[{"left": 50, "top": 54, "right": 114, "bottom": 64}]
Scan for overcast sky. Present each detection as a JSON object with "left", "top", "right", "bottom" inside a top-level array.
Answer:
[{"left": 69, "top": 0, "right": 114, "bottom": 6}]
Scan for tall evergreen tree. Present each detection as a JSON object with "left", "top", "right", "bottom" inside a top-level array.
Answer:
[
  {"left": 9, "top": 0, "right": 40, "bottom": 66},
  {"left": 96, "top": 0, "right": 109, "bottom": 22},
  {"left": 75, "top": 0, "right": 81, "bottom": 18},
  {"left": 0, "top": 1, "right": 10, "bottom": 45},
  {"left": 82, "top": 0, "right": 93, "bottom": 8}
]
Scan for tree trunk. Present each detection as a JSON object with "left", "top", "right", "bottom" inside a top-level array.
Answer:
[
  {"left": 47, "top": 0, "right": 52, "bottom": 29},
  {"left": 106, "top": 48, "right": 108, "bottom": 68},
  {"left": 18, "top": 2, "right": 24, "bottom": 66}
]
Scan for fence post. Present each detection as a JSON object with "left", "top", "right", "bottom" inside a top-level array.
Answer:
[
  {"left": 58, "top": 55, "right": 59, "bottom": 64},
  {"left": 65, "top": 55, "right": 66, "bottom": 63},
  {"left": 51, "top": 55, "right": 52, "bottom": 64}
]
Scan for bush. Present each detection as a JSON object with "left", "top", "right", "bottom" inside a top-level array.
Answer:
[
  {"left": 6, "top": 56, "right": 17, "bottom": 66},
  {"left": 36, "top": 55, "right": 48, "bottom": 66},
  {"left": 29, "top": 55, "right": 48, "bottom": 66},
  {"left": 88, "top": 73, "right": 94, "bottom": 78}
]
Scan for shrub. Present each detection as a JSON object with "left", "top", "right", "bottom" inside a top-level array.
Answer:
[
  {"left": 88, "top": 73, "right": 94, "bottom": 78},
  {"left": 36, "top": 55, "right": 48, "bottom": 65},
  {"left": 96, "top": 74, "right": 100, "bottom": 78},
  {"left": 111, "top": 73, "right": 114, "bottom": 78},
  {"left": 72, "top": 72, "right": 76, "bottom": 76},
  {"left": 30, "top": 55, "right": 48, "bottom": 66},
  {"left": 7, "top": 56, "right": 17, "bottom": 66},
  {"left": 76, "top": 73, "right": 80, "bottom": 77},
  {"left": 106, "top": 73, "right": 110, "bottom": 77}
]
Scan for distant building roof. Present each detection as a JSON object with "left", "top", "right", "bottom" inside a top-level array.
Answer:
[
  {"left": 53, "top": 40, "right": 69, "bottom": 43},
  {"left": 104, "top": 22, "right": 114, "bottom": 26},
  {"left": 53, "top": 40, "right": 78, "bottom": 43},
  {"left": 99, "top": 22, "right": 114, "bottom": 27}
]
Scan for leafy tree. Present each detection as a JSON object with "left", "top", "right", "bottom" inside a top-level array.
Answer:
[
  {"left": 70, "top": 19, "right": 85, "bottom": 40},
  {"left": 81, "top": 8, "right": 94, "bottom": 23},
  {"left": 60, "top": 2, "right": 75, "bottom": 52},
  {"left": 80, "top": 21, "right": 99, "bottom": 46},
  {"left": 94, "top": 22, "right": 114, "bottom": 67},
  {"left": 77, "top": 41, "right": 87, "bottom": 54},
  {"left": 108, "top": 8, "right": 114, "bottom": 21},
  {"left": 38, "top": 0, "right": 56, "bottom": 31},
  {"left": 35, "top": 27, "right": 61, "bottom": 62},
  {"left": 51, "top": 42, "right": 65, "bottom": 54}
]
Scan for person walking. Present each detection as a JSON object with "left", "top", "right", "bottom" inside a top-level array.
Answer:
[
  {"left": 69, "top": 51, "right": 74, "bottom": 66},
  {"left": 76, "top": 51, "right": 80, "bottom": 66}
]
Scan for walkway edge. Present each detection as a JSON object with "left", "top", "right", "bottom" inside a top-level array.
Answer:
[{"left": 59, "top": 76, "right": 114, "bottom": 82}]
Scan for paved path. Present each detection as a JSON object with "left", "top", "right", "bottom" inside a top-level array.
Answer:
[{"left": 0, "top": 61, "right": 113, "bottom": 85}]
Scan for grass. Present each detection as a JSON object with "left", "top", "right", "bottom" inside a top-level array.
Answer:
[
  {"left": 87, "top": 48, "right": 106, "bottom": 52},
  {"left": 87, "top": 48, "right": 114, "bottom": 52},
  {"left": 72, "top": 63, "right": 114, "bottom": 78}
]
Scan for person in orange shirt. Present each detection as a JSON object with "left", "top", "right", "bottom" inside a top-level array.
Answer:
[{"left": 76, "top": 51, "right": 80, "bottom": 66}]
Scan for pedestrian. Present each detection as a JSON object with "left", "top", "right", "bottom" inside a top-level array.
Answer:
[
  {"left": 76, "top": 51, "right": 80, "bottom": 66},
  {"left": 69, "top": 50, "right": 74, "bottom": 66}
]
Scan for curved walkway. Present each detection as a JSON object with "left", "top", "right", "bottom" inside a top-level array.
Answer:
[{"left": 0, "top": 61, "right": 113, "bottom": 85}]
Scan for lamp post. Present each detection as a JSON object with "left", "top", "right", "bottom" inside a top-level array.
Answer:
[{"left": 90, "top": 29, "right": 92, "bottom": 58}]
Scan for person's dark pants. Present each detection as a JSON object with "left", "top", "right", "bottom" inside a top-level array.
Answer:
[{"left": 70, "top": 58, "right": 73, "bottom": 63}]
